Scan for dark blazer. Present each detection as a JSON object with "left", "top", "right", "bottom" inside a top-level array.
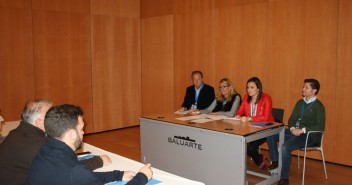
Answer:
[
  {"left": 0, "top": 121, "right": 45, "bottom": 185},
  {"left": 26, "top": 137, "right": 148, "bottom": 185},
  {"left": 212, "top": 94, "right": 241, "bottom": 113},
  {"left": 181, "top": 83, "right": 215, "bottom": 110},
  {"left": 0, "top": 121, "right": 103, "bottom": 185}
]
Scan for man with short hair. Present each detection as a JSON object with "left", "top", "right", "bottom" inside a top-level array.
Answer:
[
  {"left": 0, "top": 100, "right": 52, "bottom": 185},
  {"left": 267, "top": 79, "right": 326, "bottom": 185},
  {"left": 0, "top": 100, "right": 109, "bottom": 185},
  {"left": 179, "top": 70, "right": 215, "bottom": 112},
  {"left": 26, "top": 104, "right": 152, "bottom": 185}
]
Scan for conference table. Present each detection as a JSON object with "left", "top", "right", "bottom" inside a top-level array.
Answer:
[
  {"left": 1, "top": 120, "right": 204, "bottom": 185},
  {"left": 140, "top": 113, "right": 285, "bottom": 185},
  {"left": 82, "top": 143, "right": 205, "bottom": 185}
]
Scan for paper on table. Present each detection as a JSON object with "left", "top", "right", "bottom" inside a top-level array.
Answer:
[
  {"left": 204, "top": 115, "right": 228, "bottom": 120},
  {"left": 222, "top": 117, "right": 240, "bottom": 120},
  {"left": 106, "top": 179, "right": 161, "bottom": 185},
  {"left": 189, "top": 118, "right": 213, "bottom": 123},
  {"left": 176, "top": 114, "right": 229, "bottom": 122},
  {"left": 175, "top": 115, "right": 207, "bottom": 121},
  {"left": 174, "top": 110, "right": 189, "bottom": 115},
  {"left": 249, "top": 122, "right": 270, "bottom": 128}
]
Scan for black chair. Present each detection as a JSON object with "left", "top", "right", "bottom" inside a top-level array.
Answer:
[
  {"left": 259, "top": 108, "right": 284, "bottom": 154},
  {"left": 266, "top": 108, "right": 284, "bottom": 174},
  {"left": 272, "top": 108, "right": 284, "bottom": 123}
]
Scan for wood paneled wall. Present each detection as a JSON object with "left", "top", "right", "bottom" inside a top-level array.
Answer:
[
  {"left": 334, "top": 0, "right": 352, "bottom": 166},
  {"left": 141, "top": 0, "right": 352, "bottom": 166},
  {"left": 1, "top": 0, "right": 351, "bottom": 166},
  {"left": 32, "top": 0, "right": 94, "bottom": 133},
  {"left": 91, "top": 0, "right": 141, "bottom": 132},
  {"left": 0, "top": 0, "right": 35, "bottom": 120},
  {"left": 0, "top": 0, "right": 140, "bottom": 133},
  {"left": 141, "top": 15, "right": 174, "bottom": 115},
  {"left": 174, "top": 8, "right": 217, "bottom": 110}
]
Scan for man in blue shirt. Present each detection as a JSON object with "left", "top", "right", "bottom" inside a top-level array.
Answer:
[
  {"left": 179, "top": 70, "right": 215, "bottom": 112},
  {"left": 26, "top": 104, "right": 152, "bottom": 185}
]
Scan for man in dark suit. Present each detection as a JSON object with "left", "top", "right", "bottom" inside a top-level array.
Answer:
[
  {"left": 0, "top": 100, "right": 109, "bottom": 185},
  {"left": 26, "top": 104, "right": 152, "bottom": 185},
  {"left": 179, "top": 70, "right": 215, "bottom": 112}
]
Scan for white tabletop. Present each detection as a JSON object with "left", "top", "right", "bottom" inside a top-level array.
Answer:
[
  {"left": 0, "top": 120, "right": 204, "bottom": 184},
  {"left": 82, "top": 143, "right": 205, "bottom": 185}
]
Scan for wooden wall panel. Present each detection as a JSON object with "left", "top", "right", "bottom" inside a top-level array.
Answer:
[
  {"left": 216, "top": 0, "right": 269, "bottom": 9},
  {"left": 32, "top": 0, "right": 89, "bottom": 13},
  {"left": 268, "top": 0, "right": 338, "bottom": 161},
  {"left": 333, "top": 0, "right": 352, "bottom": 166},
  {"left": 216, "top": 2, "right": 270, "bottom": 96},
  {"left": 174, "top": 0, "right": 215, "bottom": 13},
  {"left": 32, "top": 0, "right": 94, "bottom": 133},
  {"left": 0, "top": 0, "right": 35, "bottom": 121},
  {"left": 173, "top": 9, "right": 217, "bottom": 110},
  {"left": 142, "top": 0, "right": 343, "bottom": 164},
  {"left": 266, "top": 0, "right": 305, "bottom": 116},
  {"left": 0, "top": 0, "right": 31, "bottom": 8},
  {"left": 141, "top": 15, "right": 174, "bottom": 115},
  {"left": 0, "top": 0, "right": 350, "bottom": 166},
  {"left": 91, "top": 0, "right": 140, "bottom": 18},
  {"left": 91, "top": 11, "right": 141, "bottom": 131},
  {"left": 141, "top": 0, "right": 173, "bottom": 18}
]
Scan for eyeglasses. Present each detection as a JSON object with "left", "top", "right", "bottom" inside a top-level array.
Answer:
[{"left": 218, "top": 86, "right": 228, "bottom": 90}]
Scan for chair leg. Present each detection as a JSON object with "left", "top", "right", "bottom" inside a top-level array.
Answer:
[
  {"left": 320, "top": 149, "right": 328, "bottom": 179},
  {"left": 298, "top": 150, "right": 300, "bottom": 169},
  {"left": 302, "top": 148, "right": 308, "bottom": 185}
]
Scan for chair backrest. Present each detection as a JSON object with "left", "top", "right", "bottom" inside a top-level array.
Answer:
[{"left": 272, "top": 108, "right": 284, "bottom": 123}]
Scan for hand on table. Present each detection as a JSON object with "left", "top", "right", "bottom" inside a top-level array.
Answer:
[
  {"left": 178, "top": 107, "right": 187, "bottom": 112},
  {"left": 139, "top": 163, "right": 153, "bottom": 181},
  {"left": 240, "top": 116, "right": 249, "bottom": 123},
  {"left": 122, "top": 171, "right": 136, "bottom": 181},
  {"left": 100, "top": 154, "right": 112, "bottom": 166},
  {"left": 189, "top": 108, "right": 200, "bottom": 115}
]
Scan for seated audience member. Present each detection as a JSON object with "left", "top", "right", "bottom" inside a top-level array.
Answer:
[
  {"left": 267, "top": 79, "right": 325, "bottom": 185},
  {"left": 235, "top": 77, "right": 274, "bottom": 169},
  {"left": 198, "top": 78, "right": 241, "bottom": 117},
  {"left": 0, "top": 100, "right": 109, "bottom": 185},
  {"left": 26, "top": 104, "right": 152, "bottom": 185},
  {"left": 179, "top": 70, "right": 215, "bottom": 112}
]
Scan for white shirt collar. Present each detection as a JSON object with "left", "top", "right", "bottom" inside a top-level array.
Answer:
[
  {"left": 194, "top": 83, "right": 204, "bottom": 90},
  {"left": 195, "top": 88, "right": 201, "bottom": 96},
  {"left": 303, "top": 96, "right": 317, "bottom": 104}
]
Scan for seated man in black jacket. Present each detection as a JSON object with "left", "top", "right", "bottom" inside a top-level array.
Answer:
[
  {"left": 26, "top": 104, "right": 152, "bottom": 185},
  {"left": 179, "top": 70, "right": 215, "bottom": 113},
  {"left": 0, "top": 100, "right": 109, "bottom": 185}
]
